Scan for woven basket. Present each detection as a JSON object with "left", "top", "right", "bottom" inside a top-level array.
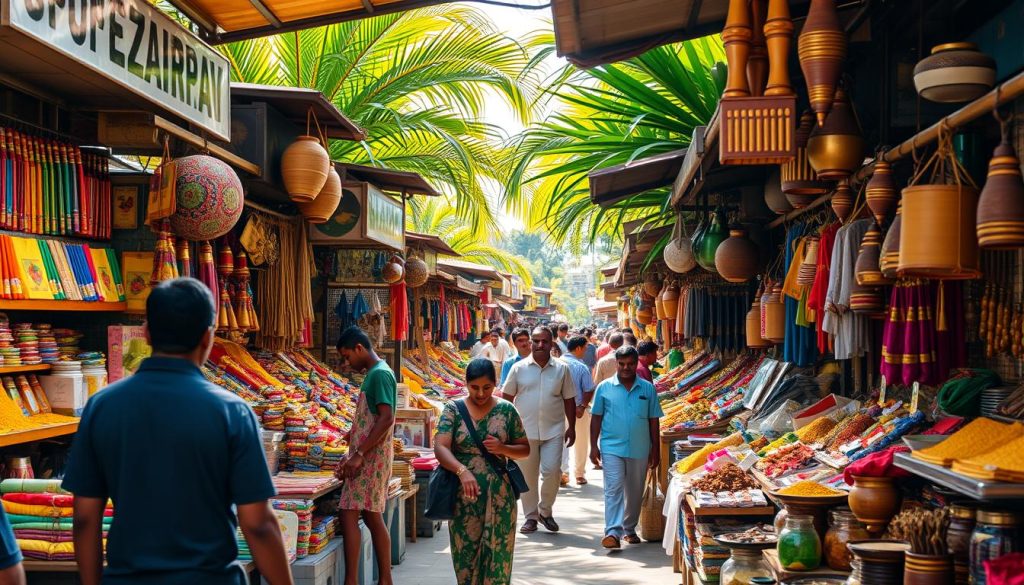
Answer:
[
  {"left": 639, "top": 470, "right": 665, "bottom": 542},
  {"left": 405, "top": 256, "right": 429, "bottom": 287}
]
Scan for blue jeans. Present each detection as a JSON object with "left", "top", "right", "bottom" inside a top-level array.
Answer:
[{"left": 602, "top": 453, "right": 648, "bottom": 538}]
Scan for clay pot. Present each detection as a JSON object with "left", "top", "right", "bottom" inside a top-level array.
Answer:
[
  {"left": 637, "top": 306, "right": 654, "bottom": 325},
  {"left": 643, "top": 273, "right": 662, "bottom": 297},
  {"left": 798, "top": 0, "right": 847, "bottom": 126},
  {"left": 847, "top": 476, "right": 900, "bottom": 536},
  {"left": 807, "top": 89, "right": 865, "bottom": 181},
  {"left": 782, "top": 111, "right": 832, "bottom": 206},
  {"left": 663, "top": 283, "right": 680, "bottom": 317},
  {"left": 880, "top": 202, "right": 902, "bottom": 279},
  {"left": 405, "top": 256, "right": 429, "bottom": 287},
  {"left": 747, "top": 299, "right": 770, "bottom": 348},
  {"left": 855, "top": 223, "right": 891, "bottom": 286},
  {"left": 866, "top": 159, "right": 897, "bottom": 225},
  {"left": 715, "top": 228, "right": 759, "bottom": 283},
  {"left": 761, "top": 284, "right": 786, "bottom": 343},
  {"left": 765, "top": 167, "right": 793, "bottom": 214},
  {"left": 696, "top": 211, "right": 729, "bottom": 273},
  {"left": 296, "top": 166, "right": 342, "bottom": 223},
  {"left": 914, "top": 43, "right": 995, "bottom": 103},
  {"left": 281, "top": 136, "right": 330, "bottom": 202},
  {"left": 977, "top": 140, "right": 1024, "bottom": 249},
  {"left": 904, "top": 552, "right": 954, "bottom": 585},
  {"left": 899, "top": 184, "right": 980, "bottom": 279},
  {"left": 831, "top": 181, "right": 854, "bottom": 222}
]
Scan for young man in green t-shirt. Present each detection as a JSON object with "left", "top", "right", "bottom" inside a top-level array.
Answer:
[{"left": 335, "top": 326, "right": 396, "bottom": 585}]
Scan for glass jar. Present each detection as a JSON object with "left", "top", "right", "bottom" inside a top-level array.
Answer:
[
  {"left": 749, "top": 578, "right": 776, "bottom": 585},
  {"left": 778, "top": 514, "right": 822, "bottom": 571},
  {"left": 970, "top": 509, "right": 1021, "bottom": 585},
  {"left": 947, "top": 503, "right": 976, "bottom": 585},
  {"left": 845, "top": 559, "right": 862, "bottom": 585},
  {"left": 720, "top": 548, "right": 771, "bottom": 585},
  {"left": 824, "top": 507, "right": 869, "bottom": 571}
]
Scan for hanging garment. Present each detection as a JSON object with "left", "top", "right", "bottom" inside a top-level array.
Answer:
[
  {"left": 334, "top": 290, "right": 351, "bottom": 331},
  {"left": 822, "top": 219, "right": 872, "bottom": 360},
  {"left": 808, "top": 222, "right": 841, "bottom": 354},
  {"left": 351, "top": 292, "right": 370, "bottom": 324},
  {"left": 390, "top": 282, "right": 408, "bottom": 341},
  {"left": 783, "top": 224, "right": 818, "bottom": 367}
]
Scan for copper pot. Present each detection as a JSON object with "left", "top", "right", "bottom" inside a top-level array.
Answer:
[
  {"left": 847, "top": 476, "right": 900, "bottom": 536},
  {"left": 807, "top": 89, "right": 865, "bottom": 181},
  {"left": 866, "top": 159, "right": 897, "bottom": 225},
  {"left": 715, "top": 228, "right": 759, "bottom": 283},
  {"left": 904, "top": 552, "right": 954, "bottom": 585}
]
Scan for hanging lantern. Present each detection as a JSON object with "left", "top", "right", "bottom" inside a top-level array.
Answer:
[
  {"left": 715, "top": 227, "right": 759, "bottom": 283},
  {"left": 643, "top": 273, "right": 662, "bottom": 297},
  {"left": 696, "top": 211, "right": 729, "bottom": 273},
  {"left": 663, "top": 282, "right": 680, "bottom": 317},
  {"left": 807, "top": 89, "right": 865, "bottom": 181},
  {"left": 866, "top": 159, "right": 897, "bottom": 225},
  {"left": 977, "top": 138, "right": 1024, "bottom": 249},
  {"left": 782, "top": 111, "right": 832, "bottom": 207},
  {"left": 831, "top": 181, "right": 854, "bottom": 222},
  {"left": 281, "top": 136, "right": 330, "bottom": 202},
  {"left": 169, "top": 155, "right": 244, "bottom": 241},
  {"left": 855, "top": 223, "right": 892, "bottom": 286},
  {"left": 382, "top": 255, "right": 404, "bottom": 284},
  {"left": 797, "top": 236, "right": 819, "bottom": 285},
  {"left": 761, "top": 284, "right": 786, "bottom": 343},
  {"left": 914, "top": 43, "right": 995, "bottom": 103},
  {"left": 765, "top": 167, "right": 793, "bottom": 214},
  {"left": 880, "top": 202, "right": 902, "bottom": 279},
  {"left": 798, "top": 0, "right": 846, "bottom": 126},
  {"left": 405, "top": 255, "right": 429, "bottom": 288},
  {"left": 297, "top": 166, "right": 342, "bottom": 223}
]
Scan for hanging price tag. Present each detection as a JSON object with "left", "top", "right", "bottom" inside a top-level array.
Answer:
[
  {"left": 878, "top": 375, "right": 887, "bottom": 407},
  {"left": 910, "top": 382, "right": 921, "bottom": 414}
]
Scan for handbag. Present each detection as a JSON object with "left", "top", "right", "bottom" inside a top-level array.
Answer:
[
  {"left": 424, "top": 406, "right": 467, "bottom": 521},
  {"left": 454, "top": 400, "right": 529, "bottom": 500}
]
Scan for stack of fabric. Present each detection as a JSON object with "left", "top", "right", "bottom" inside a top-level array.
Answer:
[
  {"left": 308, "top": 516, "right": 337, "bottom": 555},
  {"left": 392, "top": 460, "right": 414, "bottom": 490},
  {"left": 0, "top": 479, "right": 111, "bottom": 561},
  {"left": 272, "top": 499, "right": 313, "bottom": 559}
]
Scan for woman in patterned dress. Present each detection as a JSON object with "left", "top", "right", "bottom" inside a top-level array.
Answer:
[
  {"left": 434, "top": 358, "right": 530, "bottom": 585},
  {"left": 335, "top": 326, "right": 396, "bottom": 585}
]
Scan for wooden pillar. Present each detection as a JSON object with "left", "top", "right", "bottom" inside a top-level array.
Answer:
[
  {"left": 722, "top": 0, "right": 753, "bottom": 98},
  {"left": 747, "top": 0, "right": 769, "bottom": 96},
  {"left": 764, "top": 0, "right": 795, "bottom": 96}
]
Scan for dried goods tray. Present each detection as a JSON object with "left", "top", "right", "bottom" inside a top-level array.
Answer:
[
  {"left": 893, "top": 452, "right": 1024, "bottom": 500},
  {"left": 685, "top": 493, "right": 776, "bottom": 517}
]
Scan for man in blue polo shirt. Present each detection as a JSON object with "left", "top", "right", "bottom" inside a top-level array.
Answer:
[
  {"left": 64, "top": 278, "right": 293, "bottom": 585},
  {"left": 590, "top": 345, "right": 663, "bottom": 550}
]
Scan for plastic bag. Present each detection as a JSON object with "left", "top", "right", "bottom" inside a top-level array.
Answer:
[{"left": 752, "top": 399, "right": 802, "bottom": 439}]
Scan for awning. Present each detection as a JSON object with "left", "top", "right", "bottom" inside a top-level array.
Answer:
[
  {"left": 406, "top": 232, "right": 459, "bottom": 256},
  {"left": 438, "top": 259, "right": 501, "bottom": 282},
  {"left": 168, "top": 0, "right": 455, "bottom": 44},
  {"left": 496, "top": 300, "right": 518, "bottom": 315},
  {"left": 614, "top": 221, "right": 672, "bottom": 287},
  {"left": 339, "top": 163, "right": 441, "bottom": 197},
  {"left": 588, "top": 149, "right": 687, "bottom": 207},
  {"left": 231, "top": 83, "right": 365, "bottom": 140}
]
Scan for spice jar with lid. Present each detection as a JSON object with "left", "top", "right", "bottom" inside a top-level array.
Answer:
[
  {"left": 970, "top": 509, "right": 1021, "bottom": 585},
  {"left": 947, "top": 503, "right": 976, "bottom": 585},
  {"left": 721, "top": 548, "right": 772, "bottom": 585},
  {"left": 778, "top": 515, "right": 821, "bottom": 571},
  {"left": 824, "top": 508, "right": 869, "bottom": 571}
]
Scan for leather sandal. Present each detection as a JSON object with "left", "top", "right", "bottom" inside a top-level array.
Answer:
[{"left": 520, "top": 519, "right": 538, "bottom": 534}]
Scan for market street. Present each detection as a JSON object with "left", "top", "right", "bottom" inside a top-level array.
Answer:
[{"left": 393, "top": 473, "right": 675, "bottom": 585}]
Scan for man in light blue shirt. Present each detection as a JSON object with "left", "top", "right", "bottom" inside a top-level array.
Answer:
[
  {"left": 590, "top": 346, "right": 663, "bottom": 549},
  {"left": 499, "top": 327, "right": 532, "bottom": 386}
]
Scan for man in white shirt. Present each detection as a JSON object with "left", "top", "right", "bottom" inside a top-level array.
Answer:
[
  {"left": 479, "top": 329, "right": 509, "bottom": 379},
  {"left": 592, "top": 332, "right": 625, "bottom": 386},
  {"left": 503, "top": 327, "right": 577, "bottom": 534}
]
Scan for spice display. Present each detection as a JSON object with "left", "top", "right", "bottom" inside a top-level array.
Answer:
[
  {"left": 778, "top": 514, "right": 822, "bottom": 571},
  {"left": 795, "top": 417, "right": 837, "bottom": 444},
  {"left": 777, "top": 481, "right": 843, "bottom": 497},
  {"left": 951, "top": 434, "right": 1024, "bottom": 481},
  {"left": 886, "top": 507, "right": 950, "bottom": 555},
  {"left": 661, "top": 353, "right": 768, "bottom": 431},
  {"left": 756, "top": 442, "right": 815, "bottom": 478},
  {"left": 675, "top": 433, "right": 745, "bottom": 474},
  {"left": 823, "top": 413, "right": 874, "bottom": 451},
  {"left": 824, "top": 508, "right": 868, "bottom": 571},
  {"left": 914, "top": 417, "right": 1024, "bottom": 466},
  {"left": 970, "top": 510, "right": 1020, "bottom": 585},
  {"left": 694, "top": 463, "right": 759, "bottom": 492}
]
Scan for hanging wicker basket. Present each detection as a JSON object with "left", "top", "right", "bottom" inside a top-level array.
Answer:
[
  {"left": 297, "top": 166, "right": 342, "bottom": 223},
  {"left": 665, "top": 217, "right": 698, "bottom": 273},
  {"left": 405, "top": 255, "right": 429, "bottom": 288}
]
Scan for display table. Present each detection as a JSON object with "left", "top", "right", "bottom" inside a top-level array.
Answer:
[
  {"left": 762, "top": 549, "right": 850, "bottom": 582},
  {"left": 678, "top": 492, "right": 777, "bottom": 585},
  {"left": 399, "top": 484, "right": 421, "bottom": 543}
]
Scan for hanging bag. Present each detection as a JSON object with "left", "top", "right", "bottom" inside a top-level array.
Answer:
[
  {"left": 639, "top": 469, "right": 666, "bottom": 542},
  {"left": 455, "top": 400, "right": 529, "bottom": 499},
  {"left": 424, "top": 405, "right": 467, "bottom": 521}
]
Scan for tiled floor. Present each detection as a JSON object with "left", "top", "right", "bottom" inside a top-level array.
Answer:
[{"left": 392, "top": 471, "right": 676, "bottom": 584}]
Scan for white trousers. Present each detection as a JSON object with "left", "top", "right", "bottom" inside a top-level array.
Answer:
[
  {"left": 561, "top": 410, "right": 592, "bottom": 477},
  {"left": 521, "top": 437, "right": 563, "bottom": 520}
]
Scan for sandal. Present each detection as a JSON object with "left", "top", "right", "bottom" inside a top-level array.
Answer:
[{"left": 520, "top": 519, "right": 538, "bottom": 534}]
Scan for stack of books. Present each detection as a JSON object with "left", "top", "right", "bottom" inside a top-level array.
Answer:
[{"left": 0, "top": 235, "right": 123, "bottom": 302}]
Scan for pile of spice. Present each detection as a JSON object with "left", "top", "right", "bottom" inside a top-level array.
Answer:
[
  {"left": 693, "top": 463, "right": 758, "bottom": 492},
  {"left": 756, "top": 442, "right": 816, "bottom": 478},
  {"left": 675, "top": 433, "right": 744, "bottom": 474},
  {"left": 777, "top": 480, "right": 843, "bottom": 497},
  {"left": 822, "top": 413, "right": 875, "bottom": 452},
  {"left": 951, "top": 433, "right": 1024, "bottom": 481},
  {"left": 795, "top": 416, "right": 837, "bottom": 444},
  {"left": 914, "top": 418, "right": 1024, "bottom": 466}
]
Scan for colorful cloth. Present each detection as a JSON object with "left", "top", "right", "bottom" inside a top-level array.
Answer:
[
  {"left": 2, "top": 500, "right": 72, "bottom": 517},
  {"left": 0, "top": 479, "right": 67, "bottom": 495},
  {"left": 436, "top": 400, "right": 526, "bottom": 585},
  {"left": 337, "top": 389, "right": 394, "bottom": 513},
  {"left": 2, "top": 493, "right": 74, "bottom": 507}
]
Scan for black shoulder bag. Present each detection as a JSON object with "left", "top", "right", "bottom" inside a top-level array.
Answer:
[
  {"left": 424, "top": 407, "right": 465, "bottom": 521},
  {"left": 454, "top": 400, "right": 529, "bottom": 500}
]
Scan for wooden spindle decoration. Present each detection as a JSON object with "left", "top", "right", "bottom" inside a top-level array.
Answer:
[
  {"left": 798, "top": 0, "right": 847, "bottom": 126},
  {"left": 866, "top": 158, "right": 897, "bottom": 226},
  {"left": 764, "top": 0, "right": 795, "bottom": 96},
  {"left": 747, "top": 0, "right": 769, "bottom": 96},
  {"left": 723, "top": 0, "right": 753, "bottom": 98}
]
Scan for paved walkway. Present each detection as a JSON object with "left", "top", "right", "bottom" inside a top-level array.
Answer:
[{"left": 393, "top": 471, "right": 676, "bottom": 585}]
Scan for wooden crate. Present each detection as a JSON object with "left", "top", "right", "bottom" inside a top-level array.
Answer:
[{"left": 719, "top": 96, "right": 798, "bottom": 165}]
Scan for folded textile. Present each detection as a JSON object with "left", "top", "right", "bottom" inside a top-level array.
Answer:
[
  {"left": 1, "top": 501, "right": 112, "bottom": 518},
  {"left": 16, "top": 539, "right": 75, "bottom": 555},
  {"left": 3, "top": 493, "right": 74, "bottom": 507},
  {"left": 0, "top": 479, "right": 68, "bottom": 495},
  {"left": 22, "top": 551, "right": 76, "bottom": 561},
  {"left": 8, "top": 517, "right": 112, "bottom": 529},
  {"left": 13, "top": 530, "right": 73, "bottom": 543}
]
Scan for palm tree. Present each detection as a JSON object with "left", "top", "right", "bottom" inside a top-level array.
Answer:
[
  {"left": 504, "top": 37, "right": 726, "bottom": 253},
  {"left": 222, "top": 5, "right": 544, "bottom": 230},
  {"left": 408, "top": 199, "right": 533, "bottom": 286}
]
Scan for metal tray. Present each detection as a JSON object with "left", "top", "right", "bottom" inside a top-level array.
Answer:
[{"left": 893, "top": 452, "right": 1024, "bottom": 500}]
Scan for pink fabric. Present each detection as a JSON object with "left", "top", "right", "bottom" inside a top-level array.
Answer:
[
  {"left": 3, "top": 493, "right": 74, "bottom": 507},
  {"left": 986, "top": 553, "right": 1024, "bottom": 585},
  {"left": 844, "top": 446, "right": 912, "bottom": 484}
]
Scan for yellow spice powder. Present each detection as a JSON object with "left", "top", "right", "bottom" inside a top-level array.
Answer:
[
  {"left": 915, "top": 418, "right": 1024, "bottom": 465},
  {"left": 956, "top": 435, "right": 1024, "bottom": 472},
  {"left": 796, "top": 417, "right": 837, "bottom": 444},
  {"left": 676, "top": 432, "right": 744, "bottom": 474},
  {"left": 777, "top": 480, "right": 843, "bottom": 497}
]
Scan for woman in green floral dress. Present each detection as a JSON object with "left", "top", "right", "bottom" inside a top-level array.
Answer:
[{"left": 434, "top": 358, "right": 531, "bottom": 585}]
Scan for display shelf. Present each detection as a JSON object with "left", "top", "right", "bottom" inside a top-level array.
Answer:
[
  {"left": 0, "top": 364, "right": 51, "bottom": 375},
  {"left": 0, "top": 421, "right": 79, "bottom": 447},
  {"left": 0, "top": 300, "right": 127, "bottom": 312},
  {"left": 894, "top": 452, "right": 1024, "bottom": 500},
  {"left": 274, "top": 478, "right": 342, "bottom": 501},
  {"left": 763, "top": 549, "right": 850, "bottom": 582},
  {"left": 685, "top": 493, "right": 775, "bottom": 517}
]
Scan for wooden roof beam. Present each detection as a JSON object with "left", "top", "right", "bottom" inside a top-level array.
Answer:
[{"left": 247, "top": 0, "right": 283, "bottom": 28}]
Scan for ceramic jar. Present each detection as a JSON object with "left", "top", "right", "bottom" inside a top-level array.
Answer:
[
  {"left": 778, "top": 515, "right": 821, "bottom": 571},
  {"left": 947, "top": 503, "right": 976, "bottom": 585},
  {"left": 716, "top": 228, "right": 759, "bottom": 283},
  {"left": 847, "top": 476, "right": 900, "bottom": 536},
  {"left": 798, "top": 0, "right": 847, "bottom": 125},
  {"left": 824, "top": 508, "right": 869, "bottom": 571},
  {"left": 696, "top": 212, "right": 729, "bottom": 273},
  {"left": 782, "top": 111, "right": 832, "bottom": 206},
  {"left": 914, "top": 43, "right": 996, "bottom": 103},
  {"left": 854, "top": 223, "right": 890, "bottom": 286},
  {"left": 904, "top": 552, "right": 954, "bottom": 585},
  {"left": 831, "top": 181, "right": 854, "bottom": 222},
  {"left": 865, "top": 159, "right": 897, "bottom": 226},
  {"left": 281, "top": 136, "right": 330, "bottom": 202},
  {"left": 806, "top": 89, "right": 865, "bottom": 181},
  {"left": 296, "top": 166, "right": 342, "bottom": 223}
]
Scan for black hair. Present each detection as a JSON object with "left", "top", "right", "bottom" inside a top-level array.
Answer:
[
  {"left": 532, "top": 326, "right": 553, "bottom": 340},
  {"left": 337, "top": 325, "right": 373, "bottom": 351},
  {"left": 614, "top": 346, "right": 640, "bottom": 362},
  {"left": 466, "top": 358, "right": 497, "bottom": 383},
  {"left": 489, "top": 329, "right": 502, "bottom": 336},
  {"left": 608, "top": 333, "right": 624, "bottom": 348},
  {"left": 146, "top": 277, "right": 216, "bottom": 354},
  {"left": 638, "top": 340, "right": 659, "bottom": 356},
  {"left": 567, "top": 335, "right": 588, "bottom": 352},
  {"left": 558, "top": 323, "right": 569, "bottom": 332},
  {"left": 511, "top": 327, "right": 531, "bottom": 341},
  {"left": 583, "top": 328, "right": 593, "bottom": 337},
  {"left": 623, "top": 332, "right": 638, "bottom": 347}
]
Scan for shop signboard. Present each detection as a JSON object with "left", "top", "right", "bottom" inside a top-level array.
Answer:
[
  {"left": 3, "top": 0, "right": 231, "bottom": 140},
  {"left": 309, "top": 182, "right": 405, "bottom": 251}
]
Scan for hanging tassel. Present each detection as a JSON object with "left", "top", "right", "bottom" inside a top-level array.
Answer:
[
  {"left": 936, "top": 281, "right": 948, "bottom": 332},
  {"left": 198, "top": 241, "right": 219, "bottom": 317},
  {"left": 177, "top": 239, "right": 192, "bottom": 278},
  {"left": 217, "top": 241, "right": 238, "bottom": 333}
]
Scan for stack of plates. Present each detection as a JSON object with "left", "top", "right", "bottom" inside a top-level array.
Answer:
[{"left": 982, "top": 386, "right": 1015, "bottom": 416}]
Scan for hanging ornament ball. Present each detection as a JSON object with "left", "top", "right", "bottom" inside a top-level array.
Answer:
[
  {"left": 664, "top": 236, "right": 697, "bottom": 274},
  {"left": 170, "top": 155, "right": 244, "bottom": 241},
  {"left": 405, "top": 256, "right": 429, "bottom": 288},
  {"left": 382, "top": 255, "right": 404, "bottom": 284}
]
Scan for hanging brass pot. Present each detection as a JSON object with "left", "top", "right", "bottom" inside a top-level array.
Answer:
[
  {"left": 782, "top": 111, "right": 832, "bottom": 207},
  {"left": 880, "top": 202, "right": 902, "bottom": 279},
  {"left": 807, "top": 89, "right": 865, "bottom": 181},
  {"left": 831, "top": 181, "right": 854, "bottom": 222},
  {"left": 855, "top": 222, "right": 892, "bottom": 286},
  {"left": 715, "top": 227, "right": 760, "bottom": 283},
  {"left": 914, "top": 43, "right": 996, "bottom": 103},
  {"left": 977, "top": 139, "right": 1024, "bottom": 249},
  {"left": 866, "top": 158, "right": 897, "bottom": 225},
  {"left": 798, "top": 0, "right": 847, "bottom": 126},
  {"left": 696, "top": 210, "right": 729, "bottom": 273}
]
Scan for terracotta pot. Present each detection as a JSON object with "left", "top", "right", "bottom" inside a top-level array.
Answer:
[
  {"left": 977, "top": 140, "right": 1024, "bottom": 249},
  {"left": 747, "top": 300, "right": 770, "bottom": 348},
  {"left": 798, "top": 0, "right": 847, "bottom": 126},
  {"left": 847, "top": 476, "right": 900, "bottom": 536},
  {"left": 281, "top": 136, "right": 330, "bottom": 202},
  {"left": 899, "top": 184, "right": 980, "bottom": 280},
  {"left": 765, "top": 166, "right": 793, "bottom": 214},
  {"left": 831, "top": 181, "right": 854, "bottom": 222},
  {"left": 696, "top": 212, "right": 729, "bottom": 273},
  {"left": 637, "top": 306, "right": 654, "bottom": 325},
  {"left": 866, "top": 159, "right": 897, "bottom": 225},
  {"left": 663, "top": 283, "right": 680, "bottom": 317},
  {"left": 715, "top": 228, "right": 759, "bottom": 283},
  {"left": 914, "top": 43, "right": 995, "bottom": 103},
  {"left": 904, "top": 552, "right": 954, "bottom": 585},
  {"left": 296, "top": 166, "right": 342, "bottom": 223},
  {"left": 880, "top": 202, "right": 902, "bottom": 279},
  {"left": 807, "top": 89, "right": 865, "bottom": 181},
  {"left": 855, "top": 223, "right": 891, "bottom": 286},
  {"left": 782, "top": 111, "right": 833, "bottom": 205},
  {"left": 405, "top": 256, "right": 429, "bottom": 287},
  {"left": 761, "top": 284, "right": 786, "bottom": 343},
  {"left": 643, "top": 273, "right": 662, "bottom": 297}
]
